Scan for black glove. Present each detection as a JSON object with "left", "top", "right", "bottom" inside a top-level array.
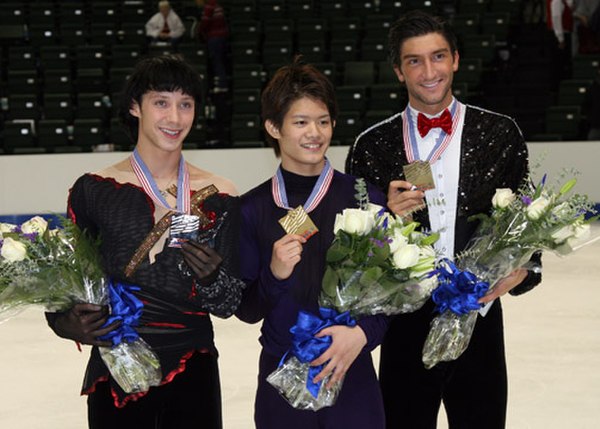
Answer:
[
  {"left": 46, "top": 303, "right": 120, "bottom": 347},
  {"left": 181, "top": 241, "right": 223, "bottom": 286}
]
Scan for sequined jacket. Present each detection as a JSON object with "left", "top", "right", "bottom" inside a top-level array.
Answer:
[{"left": 345, "top": 104, "right": 541, "bottom": 295}]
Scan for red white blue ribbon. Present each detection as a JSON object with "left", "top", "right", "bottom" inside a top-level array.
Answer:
[
  {"left": 402, "top": 100, "right": 461, "bottom": 164},
  {"left": 271, "top": 159, "right": 333, "bottom": 213},
  {"left": 130, "top": 148, "right": 191, "bottom": 214}
]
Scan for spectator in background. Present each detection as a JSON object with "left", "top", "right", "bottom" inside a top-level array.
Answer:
[
  {"left": 574, "top": 0, "right": 600, "bottom": 52},
  {"left": 548, "top": 0, "right": 576, "bottom": 82},
  {"left": 195, "top": 0, "right": 230, "bottom": 92},
  {"left": 146, "top": 0, "right": 185, "bottom": 47},
  {"left": 583, "top": 66, "right": 600, "bottom": 139},
  {"left": 548, "top": 0, "right": 576, "bottom": 54}
]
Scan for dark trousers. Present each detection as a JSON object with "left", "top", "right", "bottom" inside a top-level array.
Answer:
[
  {"left": 88, "top": 352, "right": 222, "bottom": 429},
  {"left": 379, "top": 300, "right": 507, "bottom": 429},
  {"left": 255, "top": 349, "right": 386, "bottom": 429}
]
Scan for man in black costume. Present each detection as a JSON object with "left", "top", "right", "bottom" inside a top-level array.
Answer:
[
  {"left": 346, "top": 11, "right": 542, "bottom": 429},
  {"left": 46, "top": 55, "right": 244, "bottom": 428}
]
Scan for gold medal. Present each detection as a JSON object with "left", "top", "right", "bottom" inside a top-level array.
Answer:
[
  {"left": 278, "top": 206, "right": 318, "bottom": 239},
  {"left": 403, "top": 160, "right": 436, "bottom": 191}
]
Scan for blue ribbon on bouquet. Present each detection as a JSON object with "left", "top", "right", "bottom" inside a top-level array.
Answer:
[
  {"left": 98, "top": 280, "right": 144, "bottom": 346},
  {"left": 279, "top": 307, "right": 356, "bottom": 398},
  {"left": 431, "top": 259, "right": 489, "bottom": 315}
]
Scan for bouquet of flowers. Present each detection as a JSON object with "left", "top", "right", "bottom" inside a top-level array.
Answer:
[
  {"left": 267, "top": 179, "right": 440, "bottom": 411},
  {"left": 422, "top": 174, "right": 598, "bottom": 369},
  {"left": 0, "top": 216, "right": 162, "bottom": 393}
]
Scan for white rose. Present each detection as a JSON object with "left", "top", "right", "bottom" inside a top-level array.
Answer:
[
  {"left": 572, "top": 223, "right": 591, "bottom": 239},
  {"left": 333, "top": 208, "right": 374, "bottom": 235},
  {"left": 388, "top": 229, "right": 409, "bottom": 253},
  {"left": 21, "top": 216, "right": 48, "bottom": 234},
  {"left": 492, "top": 188, "right": 516, "bottom": 209},
  {"left": 526, "top": 197, "right": 550, "bottom": 220},
  {"left": 551, "top": 201, "right": 570, "bottom": 217},
  {"left": 1, "top": 237, "right": 27, "bottom": 262},
  {"left": 0, "top": 223, "right": 17, "bottom": 233},
  {"left": 392, "top": 244, "right": 420, "bottom": 269},
  {"left": 551, "top": 225, "right": 573, "bottom": 244},
  {"left": 366, "top": 203, "right": 385, "bottom": 216}
]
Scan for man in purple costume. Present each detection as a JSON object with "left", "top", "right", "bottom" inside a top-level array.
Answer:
[{"left": 236, "top": 57, "right": 389, "bottom": 428}]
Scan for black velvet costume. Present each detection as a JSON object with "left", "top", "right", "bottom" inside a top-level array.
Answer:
[
  {"left": 346, "top": 105, "right": 542, "bottom": 429},
  {"left": 55, "top": 173, "right": 243, "bottom": 423}
]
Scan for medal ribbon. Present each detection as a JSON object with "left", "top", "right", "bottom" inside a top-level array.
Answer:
[
  {"left": 402, "top": 101, "right": 461, "bottom": 164},
  {"left": 130, "top": 148, "right": 191, "bottom": 214},
  {"left": 271, "top": 159, "right": 334, "bottom": 213}
]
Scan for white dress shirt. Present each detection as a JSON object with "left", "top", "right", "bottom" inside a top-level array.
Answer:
[{"left": 405, "top": 99, "right": 466, "bottom": 260}]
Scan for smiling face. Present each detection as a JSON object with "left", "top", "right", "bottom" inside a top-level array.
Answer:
[
  {"left": 130, "top": 90, "right": 195, "bottom": 154},
  {"left": 266, "top": 97, "right": 334, "bottom": 176},
  {"left": 394, "top": 32, "right": 459, "bottom": 115}
]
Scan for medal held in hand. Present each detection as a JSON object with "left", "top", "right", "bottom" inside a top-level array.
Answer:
[
  {"left": 279, "top": 206, "right": 319, "bottom": 239},
  {"left": 169, "top": 214, "right": 200, "bottom": 247},
  {"left": 403, "top": 160, "right": 436, "bottom": 191}
]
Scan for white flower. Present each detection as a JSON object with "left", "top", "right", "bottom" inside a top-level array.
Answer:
[
  {"left": 492, "top": 188, "right": 516, "bottom": 209},
  {"left": 526, "top": 197, "right": 550, "bottom": 220},
  {"left": 388, "top": 228, "right": 409, "bottom": 253},
  {"left": 21, "top": 216, "right": 48, "bottom": 234},
  {"left": 333, "top": 208, "right": 375, "bottom": 236},
  {"left": 551, "top": 225, "right": 574, "bottom": 244},
  {"left": 366, "top": 203, "right": 385, "bottom": 216},
  {"left": 0, "top": 237, "right": 27, "bottom": 262},
  {"left": 563, "top": 224, "right": 592, "bottom": 250},
  {"left": 0, "top": 223, "right": 17, "bottom": 233},
  {"left": 572, "top": 223, "right": 591, "bottom": 239},
  {"left": 392, "top": 244, "right": 420, "bottom": 269},
  {"left": 551, "top": 201, "right": 570, "bottom": 217},
  {"left": 417, "top": 274, "right": 438, "bottom": 293}
]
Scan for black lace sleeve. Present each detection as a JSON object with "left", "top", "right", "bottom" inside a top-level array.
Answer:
[{"left": 191, "top": 193, "right": 245, "bottom": 318}]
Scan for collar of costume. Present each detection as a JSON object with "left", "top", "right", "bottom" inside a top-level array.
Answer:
[
  {"left": 402, "top": 99, "right": 461, "bottom": 164},
  {"left": 271, "top": 158, "right": 334, "bottom": 213},
  {"left": 130, "top": 148, "right": 191, "bottom": 214}
]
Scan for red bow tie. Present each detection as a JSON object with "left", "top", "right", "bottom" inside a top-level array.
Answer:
[{"left": 417, "top": 109, "right": 452, "bottom": 137}]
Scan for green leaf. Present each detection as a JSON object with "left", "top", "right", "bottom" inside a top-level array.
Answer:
[
  {"left": 326, "top": 240, "right": 351, "bottom": 263},
  {"left": 360, "top": 266, "right": 383, "bottom": 287},
  {"left": 321, "top": 266, "right": 339, "bottom": 298},
  {"left": 369, "top": 243, "right": 390, "bottom": 266},
  {"left": 559, "top": 178, "right": 577, "bottom": 195},
  {"left": 420, "top": 232, "right": 440, "bottom": 246},
  {"left": 401, "top": 222, "right": 417, "bottom": 236}
]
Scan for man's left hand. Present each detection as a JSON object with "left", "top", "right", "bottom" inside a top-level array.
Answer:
[
  {"left": 479, "top": 268, "right": 528, "bottom": 304},
  {"left": 181, "top": 241, "right": 223, "bottom": 286}
]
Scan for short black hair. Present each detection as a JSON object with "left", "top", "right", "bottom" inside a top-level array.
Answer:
[
  {"left": 261, "top": 56, "right": 338, "bottom": 156},
  {"left": 388, "top": 10, "right": 458, "bottom": 68},
  {"left": 120, "top": 55, "right": 204, "bottom": 142}
]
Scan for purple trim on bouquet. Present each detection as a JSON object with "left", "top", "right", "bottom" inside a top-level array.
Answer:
[
  {"left": 431, "top": 259, "right": 489, "bottom": 315},
  {"left": 280, "top": 307, "right": 356, "bottom": 398}
]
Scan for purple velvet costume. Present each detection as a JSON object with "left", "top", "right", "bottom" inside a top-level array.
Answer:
[{"left": 236, "top": 168, "right": 389, "bottom": 428}]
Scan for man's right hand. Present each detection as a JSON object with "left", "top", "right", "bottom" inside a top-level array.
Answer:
[
  {"left": 270, "top": 234, "right": 306, "bottom": 281},
  {"left": 51, "top": 303, "right": 120, "bottom": 347},
  {"left": 387, "top": 180, "right": 426, "bottom": 218}
]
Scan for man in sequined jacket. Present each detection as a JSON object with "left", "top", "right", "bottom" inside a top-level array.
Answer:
[{"left": 345, "top": 11, "right": 542, "bottom": 429}]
